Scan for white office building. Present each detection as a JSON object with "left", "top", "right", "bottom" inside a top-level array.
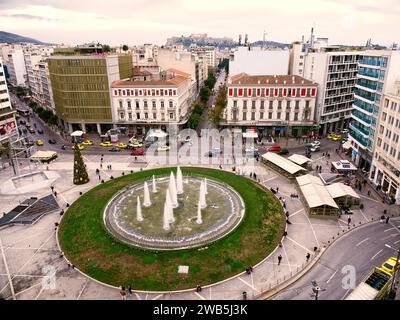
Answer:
[
  {"left": 7, "top": 48, "right": 27, "bottom": 87},
  {"left": 0, "top": 57, "right": 17, "bottom": 142}
]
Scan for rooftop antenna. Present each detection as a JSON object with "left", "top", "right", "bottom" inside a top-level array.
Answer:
[
  {"left": 244, "top": 34, "right": 248, "bottom": 46},
  {"left": 263, "top": 30, "right": 268, "bottom": 50},
  {"left": 239, "top": 34, "right": 242, "bottom": 46},
  {"left": 310, "top": 24, "right": 315, "bottom": 48}
]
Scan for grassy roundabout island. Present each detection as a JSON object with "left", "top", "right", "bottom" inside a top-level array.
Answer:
[{"left": 58, "top": 167, "right": 285, "bottom": 291}]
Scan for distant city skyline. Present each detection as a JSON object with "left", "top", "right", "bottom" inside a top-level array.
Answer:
[{"left": 0, "top": 0, "right": 399, "bottom": 47}]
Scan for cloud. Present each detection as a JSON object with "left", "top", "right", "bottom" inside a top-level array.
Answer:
[{"left": 0, "top": 13, "right": 58, "bottom": 21}]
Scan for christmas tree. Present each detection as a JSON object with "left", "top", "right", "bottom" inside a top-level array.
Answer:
[{"left": 73, "top": 144, "right": 89, "bottom": 185}]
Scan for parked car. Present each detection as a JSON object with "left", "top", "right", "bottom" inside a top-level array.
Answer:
[
  {"left": 267, "top": 145, "right": 282, "bottom": 152},
  {"left": 82, "top": 140, "right": 94, "bottom": 145},
  {"left": 19, "top": 119, "right": 26, "bottom": 125},
  {"left": 278, "top": 148, "right": 289, "bottom": 155},
  {"left": 36, "top": 139, "right": 44, "bottom": 146},
  {"left": 109, "top": 147, "right": 121, "bottom": 152},
  {"left": 48, "top": 139, "right": 56, "bottom": 144},
  {"left": 37, "top": 129, "right": 44, "bottom": 134},
  {"left": 131, "top": 149, "right": 144, "bottom": 156},
  {"left": 157, "top": 145, "right": 171, "bottom": 152},
  {"left": 61, "top": 145, "right": 66, "bottom": 150},
  {"left": 116, "top": 143, "right": 128, "bottom": 149},
  {"left": 310, "top": 145, "right": 320, "bottom": 152},
  {"left": 341, "top": 129, "right": 349, "bottom": 134},
  {"left": 380, "top": 257, "right": 400, "bottom": 275},
  {"left": 28, "top": 128, "right": 35, "bottom": 134},
  {"left": 100, "top": 141, "right": 113, "bottom": 147}
]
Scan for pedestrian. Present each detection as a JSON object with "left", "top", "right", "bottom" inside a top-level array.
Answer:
[
  {"left": 99, "top": 175, "right": 101, "bottom": 181},
  {"left": 277, "top": 254, "right": 282, "bottom": 265},
  {"left": 254, "top": 173, "right": 257, "bottom": 179},
  {"left": 50, "top": 186, "right": 54, "bottom": 193},
  {"left": 367, "top": 190, "right": 371, "bottom": 197},
  {"left": 250, "top": 172, "right": 253, "bottom": 178},
  {"left": 306, "top": 253, "right": 311, "bottom": 262},
  {"left": 276, "top": 187, "right": 279, "bottom": 193},
  {"left": 386, "top": 216, "right": 390, "bottom": 224},
  {"left": 380, "top": 215, "right": 385, "bottom": 223},
  {"left": 128, "top": 284, "right": 132, "bottom": 297},
  {"left": 347, "top": 217, "right": 351, "bottom": 226},
  {"left": 110, "top": 164, "right": 112, "bottom": 170},
  {"left": 120, "top": 287, "right": 127, "bottom": 300},
  {"left": 54, "top": 191, "right": 57, "bottom": 198}
]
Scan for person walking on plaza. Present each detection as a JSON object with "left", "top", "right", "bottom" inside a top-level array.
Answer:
[
  {"left": 277, "top": 254, "right": 282, "bottom": 265},
  {"left": 386, "top": 216, "right": 390, "bottom": 224},
  {"left": 347, "top": 217, "right": 351, "bottom": 226},
  {"left": 128, "top": 284, "right": 132, "bottom": 297},
  {"left": 120, "top": 286, "right": 127, "bottom": 300},
  {"left": 306, "top": 253, "right": 311, "bottom": 262}
]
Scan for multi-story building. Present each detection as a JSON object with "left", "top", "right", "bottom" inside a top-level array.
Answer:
[
  {"left": 48, "top": 49, "right": 133, "bottom": 134},
  {"left": 229, "top": 46, "right": 290, "bottom": 76},
  {"left": 110, "top": 69, "right": 192, "bottom": 136},
  {"left": 223, "top": 73, "right": 318, "bottom": 137},
  {"left": 370, "top": 82, "right": 400, "bottom": 204},
  {"left": 303, "top": 49, "right": 361, "bottom": 134},
  {"left": 191, "top": 47, "right": 216, "bottom": 68},
  {"left": 7, "top": 48, "right": 27, "bottom": 87},
  {"left": 34, "top": 60, "right": 55, "bottom": 111},
  {"left": 348, "top": 50, "right": 400, "bottom": 170},
  {"left": 0, "top": 57, "right": 17, "bottom": 143}
]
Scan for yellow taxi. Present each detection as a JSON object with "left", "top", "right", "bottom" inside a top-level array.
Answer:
[
  {"left": 157, "top": 145, "right": 171, "bottom": 152},
  {"left": 331, "top": 135, "right": 342, "bottom": 141},
  {"left": 36, "top": 139, "right": 44, "bottom": 146},
  {"left": 100, "top": 141, "right": 113, "bottom": 147},
  {"left": 131, "top": 141, "right": 143, "bottom": 148},
  {"left": 116, "top": 143, "right": 128, "bottom": 149},
  {"left": 72, "top": 144, "right": 85, "bottom": 150},
  {"left": 380, "top": 257, "right": 400, "bottom": 275},
  {"left": 82, "top": 140, "right": 94, "bottom": 146}
]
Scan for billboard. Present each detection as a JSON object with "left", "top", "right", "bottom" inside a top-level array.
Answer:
[{"left": 0, "top": 120, "right": 16, "bottom": 138}]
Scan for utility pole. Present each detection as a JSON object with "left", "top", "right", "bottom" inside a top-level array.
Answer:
[{"left": 311, "top": 280, "right": 326, "bottom": 300}]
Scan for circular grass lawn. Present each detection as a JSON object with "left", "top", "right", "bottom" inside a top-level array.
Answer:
[{"left": 58, "top": 167, "right": 285, "bottom": 291}]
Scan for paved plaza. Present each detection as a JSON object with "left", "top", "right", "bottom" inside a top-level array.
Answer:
[{"left": 0, "top": 145, "right": 398, "bottom": 300}]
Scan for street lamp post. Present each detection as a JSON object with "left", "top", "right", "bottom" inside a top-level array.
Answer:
[{"left": 385, "top": 244, "right": 400, "bottom": 299}]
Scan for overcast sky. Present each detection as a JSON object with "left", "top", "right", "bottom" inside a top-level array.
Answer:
[{"left": 0, "top": 0, "right": 399, "bottom": 46}]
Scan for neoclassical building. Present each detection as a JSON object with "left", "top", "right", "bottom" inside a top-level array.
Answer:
[
  {"left": 222, "top": 73, "right": 318, "bottom": 137},
  {"left": 111, "top": 69, "right": 192, "bottom": 136}
]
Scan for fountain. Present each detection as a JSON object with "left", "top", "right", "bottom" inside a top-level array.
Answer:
[
  {"left": 143, "top": 181, "right": 151, "bottom": 207},
  {"left": 136, "top": 196, "right": 143, "bottom": 222},
  {"left": 199, "top": 180, "right": 207, "bottom": 209},
  {"left": 196, "top": 200, "right": 203, "bottom": 224},
  {"left": 152, "top": 175, "right": 157, "bottom": 193},
  {"left": 163, "top": 201, "right": 170, "bottom": 231},
  {"left": 176, "top": 167, "right": 184, "bottom": 195},
  {"left": 166, "top": 188, "right": 175, "bottom": 223},
  {"left": 204, "top": 178, "right": 208, "bottom": 195},
  {"left": 169, "top": 172, "right": 179, "bottom": 208}
]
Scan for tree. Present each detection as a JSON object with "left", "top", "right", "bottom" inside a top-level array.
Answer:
[
  {"left": 199, "top": 87, "right": 210, "bottom": 103},
  {"left": 73, "top": 144, "right": 89, "bottom": 185},
  {"left": 102, "top": 44, "right": 111, "bottom": 53},
  {"left": 188, "top": 113, "right": 201, "bottom": 129},
  {"left": 48, "top": 114, "right": 58, "bottom": 125},
  {"left": 122, "top": 44, "right": 128, "bottom": 52}
]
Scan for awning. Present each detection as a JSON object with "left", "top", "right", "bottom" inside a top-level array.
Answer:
[
  {"left": 146, "top": 129, "right": 168, "bottom": 138},
  {"left": 30, "top": 151, "right": 57, "bottom": 161},
  {"left": 262, "top": 152, "right": 307, "bottom": 175},
  {"left": 71, "top": 130, "right": 84, "bottom": 137},
  {"left": 342, "top": 141, "right": 352, "bottom": 149},
  {"left": 242, "top": 131, "right": 258, "bottom": 139},
  {"left": 288, "top": 154, "right": 313, "bottom": 166}
]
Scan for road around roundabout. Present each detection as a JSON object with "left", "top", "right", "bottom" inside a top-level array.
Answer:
[
  {"left": 57, "top": 166, "right": 286, "bottom": 292},
  {"left": 273, "top": 217, "right": 400, "bottom": 300}
]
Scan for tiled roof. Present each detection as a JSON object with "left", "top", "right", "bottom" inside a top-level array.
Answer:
[
  {"left": 229, "top": 73, "right": 315, "bottom": 86},
  {"left": 166, "top": 68, "right": 192, "bottom": 78}
]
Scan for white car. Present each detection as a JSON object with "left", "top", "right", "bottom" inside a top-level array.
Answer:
[
  {"left": 310, "top": 145, "right": 320, "bottom": 152},
  {"left": 312, "top": 140, "right": 321, "bottom": 146}
]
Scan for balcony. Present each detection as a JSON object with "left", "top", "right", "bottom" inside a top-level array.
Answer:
[
  {"left": 349, "top": 121, "right": 370, "bottom": 137},
  {"left": 351, "top": 109, "right": 372, "bottom": 126},
  {"left": 358, "top": 69, "right": 380, "bottom": 79},
  {"left": 359, "top": 58, "right": 386, "bottom": 68},
  {"left": 354, "top": 89, "right": 375, "bottom": 103}
]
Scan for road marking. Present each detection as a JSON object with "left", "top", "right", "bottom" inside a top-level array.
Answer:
[
  {"left": 341, "top": 288, "right": 351, "bottom": 300},
  {"left": 285, "top": 236, "right": 313, "bottom": 254},
  {"left": 327, "top": 270, "right": 338, "bottom": 284},
  {"left": 389, "top": 221, "right": 400, "bottom": 233},
  {"left": 194, "top": 291, "right": 206, "bottom": 300},
  {"left": 394, "top": 239, "right": 400, "bottom": 244},
  {"left": 370, "top": 249, "right": 383, "bottom": 261},
  {"left": 356, "top": 238, "right": 369, "bottom": 247},
  {"left": 380, "top": 234, "right": 398, "bottom": 241},
  {"left": 0, "top": 237, "right": 15, "bottom": 300},
  {"left": 134, "top": 292, "right": 142, "bottom": 300},
  {"left": 289, "top": 208, "right": 304, "bottom": 218},
  {"left": 76, "top": 280, "right": 88, "bottom": 300},
  {"left": 358, "top": 209, "right": 369, "bottom": 222},
  {"left": 281, "top": 242, "right": 292, "bottom": 272},
  {"left": 315, "top": 156, "right": 326, "bottom": 161},
  {"left": 384, "top": 227, "right": 395, "bottom": 233},
  {"left": 238, "top": 277, "right": 260, "bottom": 293},
  {"left": 261, "top": 176, "right": 277, "bottom": 183},
  {"left": 152, "top": 294, "right": 163, "bottom": 300},
  {"left": 302, "top": 211, "right": 320, "bottom": 247}
]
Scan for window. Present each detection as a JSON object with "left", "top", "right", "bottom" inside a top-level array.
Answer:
[
  {"left": 127, "top": 101, "right": 131, "bottom": 109},
  {"left": 152, "top": 100, "right": 156, "bottom": 109},
  {"left": 119, "top": 100, "right": 123, "bottom": 108},
  {"left": 382, "top": 112, "right": 387, "bottom": 121},
  {"left": 136, "top": 113, "right": 140, "bottom": 119},
  {"left": 268, "top": 112, "right": 272, "bottom": 119},
  {"left": 277, "top": 112, "right": 281, "bottom": 119},
  {"left": 286, "top": 112, "right": 290, "bottom": 120},
  {"left": 144, "top": 100, "right": 148, "bottom": 109},
  {"left": 243, "top": 100, "right": 247, "bottom": 109},
  {"left": 243, "top": 112, "right": 247, "bottom": 120},
  {"left": 286, "top": 100, "right": 291, "bottom": 109},
  {"left": 145, "top": 113, "right": 148, "bottom": 119},
  {"left": 169, "top": 112, "right": 174, "bottom": 119},
  {"left": 128, "top": 112, "right": 132, "bottom": 120},
  {"left": 305, "top": 100, "right": 310, "bottom": 108},
  {"left": 152, "top": 89, "right": 155, "bottom": 96},
  {"left": 127, "top": 90, "right": 130, "bottom": 96},
  {"left": 377, "top": 138, "right": 382, "bottom": 147},
  {"left": 269, "top": 100, "right": 273, "bottom": 109},
  {"left": 169, "top": 101, "right": 173, "bottom": 108},
  {"left": 251, "top": 112, "right": 255, "bottom": 120},
  {"left": 136, "top": 101, "right": 140, "bottom": 109},
  {"left": 120, "top": 112, "right": 124, "bottom": 119},
  {"left": 169, "top": 89, "right": 173, "bottom": 96},
  {"left": 260, "top": 100, "right": 264, "bottom": 109},
  {"left": 161, "top": 100, "right": 165, "bottom": 108},
  {"left": 260, "top": 112, "right": 264, "bottom": 119},
  {"left": 294, "top": 113, "right": 298, "bottom": 121},
  {"left": 295, "top": 100, "right": 300, "bottom": 109},
  {"left": 252, "top": 100, "right": 256, "bottom": 109}
]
